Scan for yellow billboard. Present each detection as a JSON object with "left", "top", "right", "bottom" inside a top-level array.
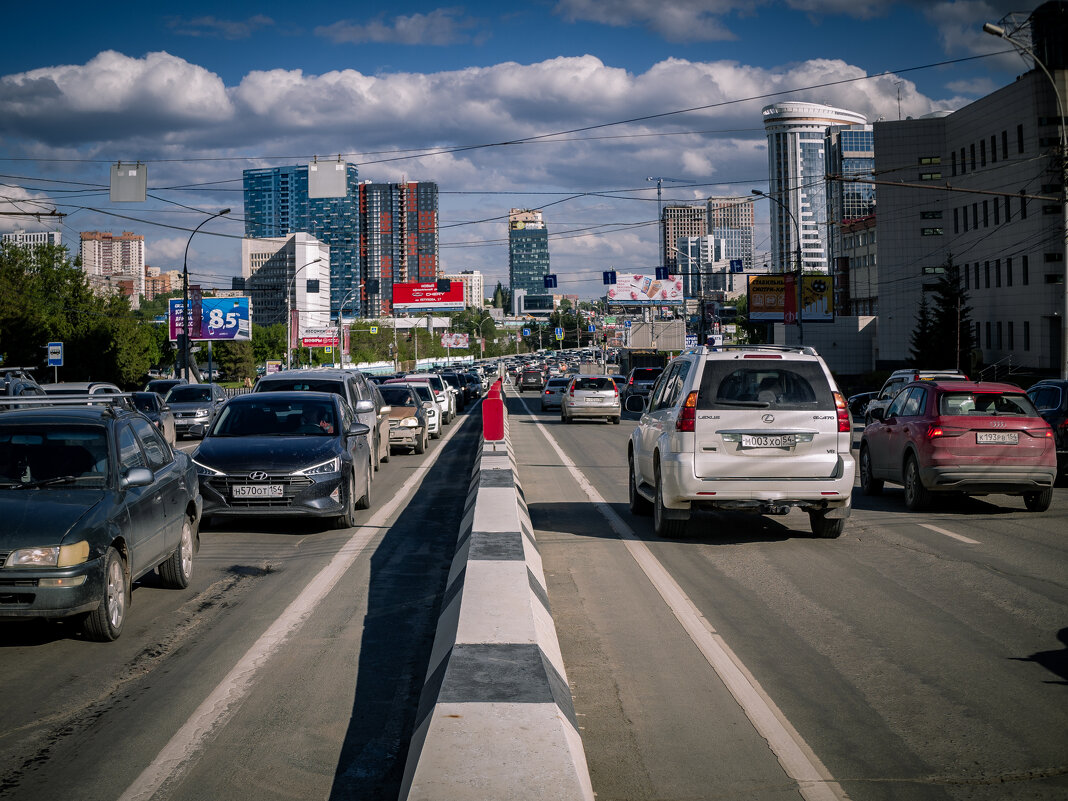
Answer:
[{"left": 746, "top": 275, "right": 835, "bottom": 323}]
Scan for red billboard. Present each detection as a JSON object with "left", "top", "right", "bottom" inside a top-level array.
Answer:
[{"left": 392, "top": 281, "right": 465, "bottom": 312}]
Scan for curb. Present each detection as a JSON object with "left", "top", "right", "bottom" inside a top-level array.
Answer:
[{"left": 399, "top": 382, "right": 594, "bottom": 801}]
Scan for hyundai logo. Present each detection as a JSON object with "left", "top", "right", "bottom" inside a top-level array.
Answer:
[
  {"left": 249, "top": 471, "right": 269, "bottom": 481},
  {"left": 762, "top": 414, "right": 775, "bottom": 424}
]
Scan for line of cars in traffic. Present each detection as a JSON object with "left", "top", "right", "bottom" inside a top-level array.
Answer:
[{"left": 0, "top": 362, "right": 494, "bottom": 642}]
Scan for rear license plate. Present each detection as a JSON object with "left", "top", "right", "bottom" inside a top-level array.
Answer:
[
  {"left": 741, "top": 434, "right": 796, "bottom": 449},
  {"left": 585, "top": 397, "right": 602, "bottom": 404},
  {"left": 976, "top": 431, "right": 1018, "bottom": 445},
  {"left": 233, "top": 484, "right": 284, "bottom": 498}
]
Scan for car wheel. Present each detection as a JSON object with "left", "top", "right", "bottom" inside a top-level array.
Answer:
[
  {"left": 629, "top": 452, "right": 652, "bottom": 516},
  {"left": 82, "top": 547, "right": 128, "bottom": 642},
  {"left": 430, "top": 427, "right": 441, "bottom": 440},
  {"left": 612, "top": 416, "right": 621, "bottom": 425},
  {"left": 355, "top": 460, "right": 372, "bottom": 510},
  {"left": 372, "top": 434, "right": 381, "bottom": 472},
  {"left": 859, "top": 446, "right": 883, "bottom": 496},
  {"left": 158, "top": 515, "right": 195, "bottom": 589},
  {"left": 653, "top": 463, "right": 686, "bottom": 538},
  {"left": 903, "top": 455, "right": 932, "bottom": 511},
  {"left": 380, "top": 434, "right": 390, "bottom": 463},
  {"left": 335, "top": 473, "right": 359, "bottom": 529},
  {"left": 414, "top": 429, "right": 426, "bottom": 454},
  {"left": 808, "top": 509, "right": 845, "bottom": 539},
  {"left": 1023, "top": 487, "right": 1053, "bottom": 512}
]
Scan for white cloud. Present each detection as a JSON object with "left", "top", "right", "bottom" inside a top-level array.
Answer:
[
  {"left": 315, "top": 8, "right": 484, "bottom": 46},
  {"left": 553, "top": 0, "right": 751, "bottom": 42},
  {"left": 0, "top": 185, "right": 57, "bottom": 234},
  {"left": 166, "top": 15, "right": 275, "bottom": 40}
]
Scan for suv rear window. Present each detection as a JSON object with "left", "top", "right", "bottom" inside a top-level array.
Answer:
[
  {"left": 697, "top": 362, "right": 833, "bottom": 410},
  {"left": 632, "top": 368, "right": 662, "bottom": 380},
  {"left": 938, "top": 391, "right": 1037, "bottom": 417},
  {"left": 572, "top": 377, "right": 614, "bottom": 391},
  {"left": 257, "top": 379, "right": 344, "bottom": 397}
]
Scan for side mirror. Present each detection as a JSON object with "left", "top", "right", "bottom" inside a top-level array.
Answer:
[
  {"left": 348, "top": 422, "right": 371, "bottom": 438},
  {"left": 354, "top": 399, "right": 375, "bottom": 413},
  {"left": 625, "top": 395, "right": 647, "bottom": 414},
  {"left": 868, "top": 407, "right": 885, "bottom": 422},
  {"left": 380, "top": 405, "right": 392, "bottom": 414},
  {"left": 121, "top": 467, "right": 154, "bottom": 488},
  {"left": 188, "top": 423, "right": 206, "bottom": 437}
]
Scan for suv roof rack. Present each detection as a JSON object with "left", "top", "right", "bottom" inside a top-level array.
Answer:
[
  {"left": 705, "top": 344, "right": 820, "bottom": 357},
  {"left": 0, "top": 394, "right": 134, "bottom": 414}
]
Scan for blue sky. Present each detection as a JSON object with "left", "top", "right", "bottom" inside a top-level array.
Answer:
[{"left": 0, "top": 0, "right": 1042, "bottom": 299}]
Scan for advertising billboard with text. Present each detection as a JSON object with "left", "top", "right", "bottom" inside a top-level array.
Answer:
[
  {"left": 605, "top": 274, "right": 684, "bottom": 306},
  {"left": 392, "top": 281, "right": 465, "bottom": 312},
  {"left": 746, "top": 275, "right": 835, "bottom": 323},
  {"left": 169, "top": 297, "right": 251, "bottom": 341}
]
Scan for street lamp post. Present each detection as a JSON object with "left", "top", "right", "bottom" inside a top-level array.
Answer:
[
  {"left": 476, "top": 314, "right": 494, "bottom": 358},
  {"left": 182, "top": 208, "right": 230, "bottom": 381},
  {"left": 984, "top": 21, "right": 1067, "bottom": 379},
  {"left": 336, "top": 288, "right": 359, "bottom": 368},
  {"left": 286, "top": 257, "right": 323, "bottom": 370},
  {"left": 752, "top": 189, "right": 804, "bottom": 345}
]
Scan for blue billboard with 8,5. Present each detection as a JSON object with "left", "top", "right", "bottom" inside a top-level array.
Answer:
[{"left": 169, "top": 297, "right": 251, "bottom": 341}]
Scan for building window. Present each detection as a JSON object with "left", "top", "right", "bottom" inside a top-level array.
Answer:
[
  {"left": 974, "top": 262, "right": 980, "bottom": 287},
  {"left": 976, "top": 322, "right": 982, "bottom": 346},
  {"left": 960, "top": 147, "right": 967, "bottom": 173},
  {"left": 1002, "top": 130, "right": 1009, "bottom": 158},
  {"left": 965, "top": 263, "right": 971, "bottom": 290},
  {"left": 919, "top": 172, "right": 942, "bottom": 181},
  {"left": 1043, "top": 205, "right": 1061, "bottom": 215},
  {"left": 1005, "top": 196, "right": 1012, "bottom": 222},
  {"left": 1024, "top": 320, "right": 1030, "bottom": 350},
  {"left": 920, "top": 210, "right": 943, "bottom": 219},
  {"left": 970, "top": 143, "right": 976, "bottom": 170},
  {"left": 962, "top": 206, "right": 969, "bottom": 232},
  {"left": 995, "top": 258, "right": 1001, "bottom": 287},
  {"left": 921, "top": 228, "right": 944, "bottom": 236},
  {"left": 980, "top": 139, "right": 987, "bottom": 167},
  {"left": 951, "top": 151, "right": 957, "bottom": 176},
  {"left": 1046, "top": 252, "right": 1065, "bottom": 263},
  {"left": 983, "top": 200, "right": 989, "bottom": 227},
  {"left": 919, "top": 156, "right": 941, "bottom": 165},
  {"left": 1017, "top": 124, "right": 1024, "bottom": 153},
  {"left": 991, "top": 134, "right": 997, "bottom": 163},
  {"left": 996, "top": 321, "right": 1003, "bottom": 349},
  {"left": 972, "top": 203, "right": 979, "bottom": 229},
  {"left": 953, "top": 207, "right": 960, "bottom": 233},
  {"left": 985, "top": 321, "right": 991, "bottom": 347},
  {"left": 1020, "top": 192, "right": 1027, "bottom": 219},
  {"left": 985, "top": 261, "right": 990, "bottom": 289},
  {"left": 1007, "top": 257, "right": 1013, "bottom": 286},
  {"left": 1023, "top": 254, "right": 1029, "bottom": 285},
  {"left": 1008, "top": 321, "right": 1014, "bottom": 349},
  {"left": 994, "top": 199, "right": 1000, "bottom": 225}
]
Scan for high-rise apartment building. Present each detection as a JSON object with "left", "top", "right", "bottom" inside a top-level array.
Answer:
[
  {"left": 359, "top": 181, "right": 439, "bottom": 315},
  {"left": 707, "top": 197, "right": 755, "bottom": 271},
  {"left": 661, "top": 205, "right": 706, "bottom": 275},
  {"left": 762, "top": 102, "right": 866, "bottom": 274},
  {"left": 243, "top": 164, "right": 360, "bottom": 317},
  {"left": 676, "top": 235, "right": 730, "bottom": 296},
  {"left": 442, "top": 270, "right": 485, "bottom": 309},
  {"left": 508, "top": 209, "right": 550, "bottom": 296},
  {"left": 2, "top": 230, "right": 61, "bottom": 248},
  {"left": 79, "top": 230, "right": 145, "bottom": 309},
  {"left": 241, "top": 233, "right": 332, "bottom": 335}
]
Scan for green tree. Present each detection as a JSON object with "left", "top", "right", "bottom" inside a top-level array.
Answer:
[
  {"left": 733, "top": 296, "right": 766, "bottom": 345},
  {"left": 908, "top": 295, "right": 936, "bottom": 367},
  {"left": 928, "top": 255, "right": 974, "bottom": 372},
  {"left": 212, "top": 340, "right": 256, "bottom": 382},
  {"left": 251, "top": 323, "right": 287, "bottom": 365}
]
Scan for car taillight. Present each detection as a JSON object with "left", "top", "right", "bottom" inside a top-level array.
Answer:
[
  {"left": 926, "top": 425, "right": 945, "bottom": 438},
  {"left": 613, "top": 384, "right": 619, "bottom": 398},
  {"left": 570, "top": 385, "right": 575, "bottom": 397},
  {"left": 833, "top": 391, "right": 850, "bottom": 433},
  {"left": 676, "top": 391, "right": 698, "bottom": 432}
]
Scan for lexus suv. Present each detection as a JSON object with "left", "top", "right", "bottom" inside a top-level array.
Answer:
[{"left": 626, "top": 345, "right": 855, "bottom": 539}]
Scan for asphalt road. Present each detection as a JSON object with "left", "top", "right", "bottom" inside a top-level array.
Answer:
[
  {"left": 509, "top": 390, "right": 1068, "bottom": 801},
  {"left": 0, "top": 406, "right": 481, "bottom": 801}
]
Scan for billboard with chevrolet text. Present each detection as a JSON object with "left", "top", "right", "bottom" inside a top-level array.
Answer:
[
  {"left": 169, "top": 297, "right": 252, "bottom": 341},
  {"left": 392, "top": 281, "right": 465, "bottom": 311},
  {"left": 746, "top": 275, "right": 835, "bottom": 323},
  {"left": 605, "top": 274, "right": 684, "bottom": 306}
]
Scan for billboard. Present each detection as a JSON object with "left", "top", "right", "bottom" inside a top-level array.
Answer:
[
  {"left": 169, "top": 297, "right": 251, "bottom": 341},
  {"left": 392, "top": 281, "right": 465, "bottom": 312},
  {"left": 605, "top": 274, "right": 684, "bottom": 306},
  {"left": 746, "top": 275, "right": 835, "bottom": 323},
  {"left": 301, "top": 328, "right": 339, "bottom": 348},
  {"left": 441, "top": 333, "right": 470, "bottom": 348}
]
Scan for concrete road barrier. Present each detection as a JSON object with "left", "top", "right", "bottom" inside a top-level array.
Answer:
[{"left": 399, "top": 386, "right": 594, "bottom": 801}]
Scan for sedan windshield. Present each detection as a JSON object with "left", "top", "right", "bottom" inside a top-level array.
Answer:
[
  {"left": 209, "top": 400, "right": 337, "bottom": 436},
  {"left": 380, "top": 387, "right": 418, "bottom": 407},
  {"left": 167, "top": 386, "right": 213, "bottom": 403},
  {"left": 0, "top": 427, "right": 108, "bottom": 487}
]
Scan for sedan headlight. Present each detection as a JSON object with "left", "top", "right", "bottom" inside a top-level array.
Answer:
[
  {"left": 8, "top": 541, "right": 89, "bottom": 568},
  {"left": 193, "top": 408, "right": 211, "bottom": 418},
  {"left": 400, "top": 417, "right": 420, "bottom": 428},
  {"left": 293, "top": 456, "right": 341, "bottom": 476},
  {"left": 192, "top": 458, "right": 224, "bottom": 477}
]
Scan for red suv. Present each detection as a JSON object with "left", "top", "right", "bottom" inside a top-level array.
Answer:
[{"left": 860, "top": 380, "right": 1056, "bottom": 511}]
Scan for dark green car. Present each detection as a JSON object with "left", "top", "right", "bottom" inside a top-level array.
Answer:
[{"left": 0, "top": 397, "right": 202, "bottom": 641}]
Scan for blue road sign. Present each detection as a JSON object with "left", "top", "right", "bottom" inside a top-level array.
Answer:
[
  {"left": 624, "top": 320, "right": 632, "bottom": 328},
  {"left": 587, "top": 325, "right": 596, "bottom": 332},
  {"left": 47, "top": 342, "right": 63, "bottom": 367},
  {"left": 522, "top": 328, "right": 531, "bottom": 336}
]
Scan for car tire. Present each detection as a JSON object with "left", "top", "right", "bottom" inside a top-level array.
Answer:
[
  {"left": 414, "top": 429, "right": 427, "bottom": 454},
  {"left": 1023, "top": 487, "right": 1053, "bottom": 512},
  {"left": 335, "top": 473, "right": 359, "bottom": 529},
  {"left": 859, "top": 446, "right": 882, "bottom": 496},
  {"left": 653, "top": 463, "right": 687, "bottom": 538},
  {"left": 372, "top": 434, "right": 381, "bottom": 472},
  {"left": 355, "top": 460, "right": 372, "bottom": 510},
  {"left": 903, "top": 455, "right": 932, "bottom": 511},
  {"left": 611, "top": 416, "right": 621, "bottom": 425},
  {"left": 380, "top": 435, "right": 390, "bottom": 463},
  {"left": 158, "top": 516, "right": 195, "bottom": 589},
  {"left": 629, "top": 452, "right": 652, "bottom": 516},
  {"left": 808, "top": 509, "right": 845, "bottom": 539},
  {"left": 430, "top": 427, "right": 441, "bottom": 440},
  {"left": 82, "top": 546, "right": 128, "bottom": 642}
]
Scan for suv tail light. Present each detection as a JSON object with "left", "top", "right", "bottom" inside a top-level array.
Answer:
[
  {"left": 833, "top": 391, "right": 850, "bottom": 433},
  {"left": 926, "top": 424, "right": 945, "bottom": 438},
  {"left": 676, "top": 391, "right": 698, "bottom": 432}
]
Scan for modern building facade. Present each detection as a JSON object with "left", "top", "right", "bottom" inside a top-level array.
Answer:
[
  {"left": 707, "top": 196, "right": 755, "bottom": 271},
  {"left": 837, "top": 216, "right": 878, "bottom": 316},
  {"left": 508, "top": 209, "right": 550, "bottom": 297},
  {"left": 661, "top": 205, "right": 707, "bottom": 275},
  {"left": 241, "top": 233, "right": 332, "bottom": 337},
  {"left": 676, "top": 235, "right": 731, "bottom": 296},
  {"left": 243, "top": 164, "right": 360, "bottom": 317},
  {"left": 79, "top": 230, "right": 145, "bottom": 309},
  {"left": 2, "top": 230, "right": 61, "bottom": 248},
  {"left": 442, "top": 269, "right": 485, "bottom": 309},
  {"left": 762, "top": 102, "right": 867, "bottom": 275},
  {"left": 825, "top": 124, "right": 876, "bottom": 263},
  {"left": 873, "top": 24, "right": 1065, "bottom": 374},
  {"left": 359, "top": 181, "right": 439, "bottom": 315}
]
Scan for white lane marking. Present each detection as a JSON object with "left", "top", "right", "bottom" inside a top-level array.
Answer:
[
  {"left": 919, "top": 523, "right": 980, "bottom": 545},
  {"left": 118, "top": 413, "right": 473, "bottom": 801},
  {"left": 514, "top": 395, "right": 849, "bottom": 801}
]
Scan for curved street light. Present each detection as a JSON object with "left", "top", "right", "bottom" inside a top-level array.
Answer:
[
  {"left": 752, "top": 189, "right": 804, "bottom": 345},
  {"left": 336, "top": 287, "right": 360, "bottom": 368},
  {"left": 182, "top": 208, "right": 230, "bottom": 381},
  {"left": 983, "top": 21, "right": 1068, "bottom": 379},
  {"left": 286, "top": 257, "right": 323, "bottom": 369}
]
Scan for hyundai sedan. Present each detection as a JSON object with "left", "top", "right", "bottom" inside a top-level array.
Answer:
[{"left": 191, "top": 392, "right": 371, "bottom": 528}]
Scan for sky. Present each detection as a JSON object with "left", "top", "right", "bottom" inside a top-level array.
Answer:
[{"left": 0, "top": 0, "right": 1047, "bottom": 301}]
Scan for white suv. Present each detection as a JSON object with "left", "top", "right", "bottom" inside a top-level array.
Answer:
[{"left": 626, "top": 345, "right": 856, "bottom": 538}]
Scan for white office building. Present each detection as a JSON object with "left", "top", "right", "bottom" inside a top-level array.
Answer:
[
  {"left": 762, "top": 102, "right": 867, "bottom": 275},
  {"left": 443, "top": 270, "right": 485, "bottom": 309},
  {"left": 242, "top": 233, "right": 331, "bottom": 338},
  {"left": 2, "top": 230, "right": 61, "bottom": 248}
]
